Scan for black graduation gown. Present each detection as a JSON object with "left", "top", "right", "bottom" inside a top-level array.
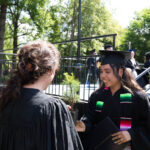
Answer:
[
  {"left": 81, "top": 87, "right": 150, "bottom": 150},
  {"left": 0, "top": 88, "right": 83, "bottom": 150},
  {"left": 126, "top": 59, "right": 149, "bottom": 87}
]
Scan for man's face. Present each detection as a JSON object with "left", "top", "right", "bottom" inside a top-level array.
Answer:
[
  {"left": 131, "top": 51, "right": 135, "bottom": 58},
  {"left": 106, "top": 47, "right": 113, "bottom": 51},
  {"left": 93, "top": 52, "right": 97, "bottom": 55}
]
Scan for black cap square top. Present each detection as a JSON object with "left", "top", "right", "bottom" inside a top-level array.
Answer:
[
  {"left": 100, "top": 50, "right": 131, "bottom": 68},
  {"left": 90, "top": 49, "right": 96, "bottom": 54}
]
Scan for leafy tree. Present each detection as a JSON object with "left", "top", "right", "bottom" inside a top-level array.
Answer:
[
  {"left": 80, "top": 0, "right": 122, "bottom": 53},
  {"left": 2, "top": 0, "right": 123, "bottom": 58},
  {"left": 47, "top": 0, "right": 123, "bottom": 56},
  {"left": 120, "top": 8, "right": 150, "bottom": 62},
  {"left": 2, "top": 0, "right": 53, "bottom": 68},
  {"left": 0, "top": 0, "right": 8, "bottom": 77}
]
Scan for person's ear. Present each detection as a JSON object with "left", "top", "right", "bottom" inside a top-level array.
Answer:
[
  {"left": 47, "top": 70, "right": 55, "bottom": 75},
  {"left": 119, "top": 68, "right": 123, "bottom": 78}
]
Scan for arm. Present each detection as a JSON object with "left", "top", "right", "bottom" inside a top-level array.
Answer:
[
  {"left": 127, "top": 92, "right": 150, "bottom": 150},
  {"left": 79, "top": 92, "right": 98, "bottom": 132},
  {"left": 112, "top": 92, "right": 150, "bottom": 149},
  {"left": 36, "top": 97, "right": 84, "bottom": 150}
]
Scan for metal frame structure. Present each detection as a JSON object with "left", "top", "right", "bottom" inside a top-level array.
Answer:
[{"left": 53, "top": 0, "right": 117, "bottom": 59}]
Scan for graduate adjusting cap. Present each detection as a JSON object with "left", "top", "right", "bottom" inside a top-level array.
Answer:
[{"left": 100, "top": 50, "right": 131, "bottom": 68}]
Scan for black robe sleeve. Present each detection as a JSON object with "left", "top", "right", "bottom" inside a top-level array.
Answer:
[
  {"left": 128, "top": 92, "right": 150, "bottom": 150},
  {"left": 35, "top": 97, "right": 83, "bottom": 150},
  {"left": 126, "top": 59, "right": 134, "bottom": 70},
  {"left": 0, "top": 89, "right": 83, "bottom": 150},
  {"left": 81, "top": 91, "right": 100, "bottom": 132}
]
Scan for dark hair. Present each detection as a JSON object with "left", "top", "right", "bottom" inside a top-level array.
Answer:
[
  {"left": 100, "top": 64, "right": 143, "bottom": 93},
  {"left": 0, "top": 40, "right": 60, "bottom": 110}
]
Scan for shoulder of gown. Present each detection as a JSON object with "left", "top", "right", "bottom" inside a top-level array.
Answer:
[
  {"left": 31, "top": 93, "right": 84, "bottom": 150},
  {"left": 128, "top": 90, "right": 150, "bottom": 150},
  {"left": 0, "top": 91, "right": 83, "bottom": 150}
]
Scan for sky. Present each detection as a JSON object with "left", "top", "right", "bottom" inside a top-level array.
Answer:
[{"left": 102, "top": 0, "right": 150, "bottom": 28}]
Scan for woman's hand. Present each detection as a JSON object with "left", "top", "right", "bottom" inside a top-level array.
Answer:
[
  {"left": 66, "top": 105, "right": 72, "bottom": 111},
  {"left": 112, "top": 131, "right": 131, "bottom": 145},
  {"left": 75, "top": 121, "right": 86, "bottom": 132}
]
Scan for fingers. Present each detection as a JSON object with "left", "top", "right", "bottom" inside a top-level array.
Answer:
[
  {"left": 75, "top": 121, "right": 86, "bottom": 132},
  {"left": 112, "top": 131, "right": 122, "bottom": 137},
  {"left": 112, "top": 135, "right": 123, "bottom": 145},
  {"left": 112, "top": 131, "right": 131, "bottom": 145},
  {"left": 66, "top": 105, "right": 72, "bottom": 111},
  {"left": 113, "top": 136, "right": 124, "bottom": 145},
  {"left": 76, "top": 121, "right": 84, "bottom": 126}
]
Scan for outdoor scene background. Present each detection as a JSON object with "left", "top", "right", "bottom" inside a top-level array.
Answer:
[{"left": 1, "top": 0, "right": 150, "bottom": 62}]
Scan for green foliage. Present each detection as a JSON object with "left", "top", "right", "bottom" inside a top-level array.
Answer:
[
  {"left": 79, "top": 0, "right": 122, "bottom": 52},
  {"left": 0, "top": 0, "right": 9, "bottom": 5},
  {"left": 3, "top": 0, "right": 123, "bottom": 57},
  {"left": 24, "top": 0, "right": 52, "bottom": 37},
  {"left": 0, "top": 75, "right": 10, "bottom": 83},
  {"left": 3, "top": 0, "right": 54, "bottom": 50},
  {"left": 47, "top": 0, "right": 123, "bottom": 56},
  {"left": 120, "top": 8, "right": 150, "bottom": 62},
  {"left": 62, "top": 72, "right": 80, "bottom": 106}
]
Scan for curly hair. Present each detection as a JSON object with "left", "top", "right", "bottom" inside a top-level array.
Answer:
[{"left": 0, "top": 40, "right": 60, "bottom": 110}]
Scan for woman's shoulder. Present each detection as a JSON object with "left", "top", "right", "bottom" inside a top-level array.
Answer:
[
  {"left": 34, "top": 92, "right": 65, "bottom": 107},
  {"left": 90, "top": 88, "right": 103, "bottom": 97},
  {"left": 89, "top": 87, "right": 109, "bottom": 101},
  {"left": 133, "top": 90, "right": 147, "bottom": 98},
  {"left": 132, "top": 90, "right": 149, "bottom": 103},
  {"left": 32, "top": 93, "right": 68, "bottom": 117},
  {"left": 120, "top": 87, "right": 148, "bottom": 99},
  {"left": 21, "top": 89, "right": 66, "bottom": 113}
]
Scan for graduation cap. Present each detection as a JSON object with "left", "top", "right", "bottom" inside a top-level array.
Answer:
[
  {"left": 100, "top": 50, "right": 131, "bottom": 68},
  {"left": 90, "top": 49, "right": 96, "bottom": 54},
  {"left": 128, "top": 49, "right": 135, "bottom": 52}
]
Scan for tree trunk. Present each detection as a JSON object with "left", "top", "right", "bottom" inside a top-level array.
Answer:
[
  {"left": 12, "top": 21, "right": 18, "bottom": 69},
  {"left": 0, "top": 4, "right": 7, "bottom": 79},
  {"left": 69, "top": 1, "right": 77, "bottom": 56},
  {"left": 12, "top": 7, "right": 20, "bottom": 69}
]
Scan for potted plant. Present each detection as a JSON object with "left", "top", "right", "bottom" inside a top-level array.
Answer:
[{"left": 62, "top": 72, "right": 80, "bottom": 123}]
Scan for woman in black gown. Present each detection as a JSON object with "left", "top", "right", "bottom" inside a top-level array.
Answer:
[
  {"left": 76, "top": 51, "right": 150, "bottom": 150},
  {"left": 0, "top": 40, "right": 83, "bottom": 150}
]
